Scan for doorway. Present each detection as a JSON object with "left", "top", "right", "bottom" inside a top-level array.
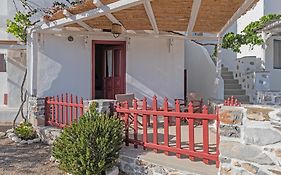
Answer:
[{"left": 92, "top": 41, "right": 126, "bottom": 99}]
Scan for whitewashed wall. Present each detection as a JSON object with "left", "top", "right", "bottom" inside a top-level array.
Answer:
[
  {"left": 265, "top": 36, "right": 281, "bottom": 91},
  {"left": 0, "top": 72, "right": 7, "bottom": 106},
  {"left": 126, "top": 37, "right": 184, "bottom": 104},
  {"left": 264, "top": 0, "right": 281, "bottom": 14},
  {"left": 185, "top": 40, "right": 218, "bottom": 101},
  {"left": 36, "top": 33, "right": 185, "bottom": 105},
  {"left": 6, "top": 50, "right": 27, "bottom": 108},
  {"left": 237, "top": 0, "right": 264, "bottom": 59},
  {"left": 204, "top": 23, "right": 238, "bottom": 72},
  {"left": 37, "top": 34, "right": 91, "bottom": 98}
]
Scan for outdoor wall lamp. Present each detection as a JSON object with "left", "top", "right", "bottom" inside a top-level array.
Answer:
[
  {"left": 67, "top": 36, "right": 74, "bottom": 42},
  {"left": 111, "top": 23, "right": 122, "bottom": 38}
]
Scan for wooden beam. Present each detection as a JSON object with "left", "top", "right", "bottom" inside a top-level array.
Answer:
[
  {"left": 93, "top": 0, "right": 126, "bottom": 32},
  {"left": 93, "top": 0, "right": 121, "bottom": 24},
  {"left": 37, "top": 0, "right": 144, "bottom": 31},
  {"left": 63, "top": 10, "right": 93, "bottom": 31},
  {"left": 0, "top": 40, "right": 19, "bottom": 45},
  {"left": 218, "top": 0, "right": 257, "bottom": 36},
  {"left": 143, "top": 0, "right": 159, "bottom": 34},
  {"left": 186, "top": 0, "right": 201, "bottom": 36},
  {"left": 39, "top": 29, "right": 219, "bottom": 40}
]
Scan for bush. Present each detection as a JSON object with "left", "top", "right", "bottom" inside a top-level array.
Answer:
[
  {"left": 15, "top": 121, "right": 37, "bottom": 140},
  {"left": 52, "top": 105, "right": 124, "bottom": 175}
]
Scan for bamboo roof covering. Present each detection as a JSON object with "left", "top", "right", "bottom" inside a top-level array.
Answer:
[
  {"left": 194, "top": 0, "right": 244, "bottom": 33},
  {"left": 42, "top": 0, "right": 259, "bottom": 34}
]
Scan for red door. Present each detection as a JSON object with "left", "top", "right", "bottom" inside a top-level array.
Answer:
[{"left": 103, "top": 46, "right": 125, "bottom": 99}]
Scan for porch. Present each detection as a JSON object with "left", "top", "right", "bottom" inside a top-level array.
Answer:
[{"left": 41, "top": 94, "right": 219, "bottom": 175}]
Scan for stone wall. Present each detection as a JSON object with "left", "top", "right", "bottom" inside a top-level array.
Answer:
[
  {"left": 219, "top": 105, "right": 281, "bottom": 175},
  {"left": 257, "top": 91, "right": 281, "bottom": 105},
  {"left": 118, "top": 154, "right": 198, "bottom": 175},
  {"left": 28, "top": 97, "right": 46, "bottom": 126}
]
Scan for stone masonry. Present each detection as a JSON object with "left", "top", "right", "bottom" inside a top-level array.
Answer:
[
  {"left": 28, "top": 97, "right": 281, "bottom": 174},
  {"left": 219, "top": 105, "right": 281, "bottom": 175},
  {"left": 28, "top": 97, "right": 46, "bottom": 127}
]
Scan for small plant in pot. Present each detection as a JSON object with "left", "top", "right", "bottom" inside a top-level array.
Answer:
[
  {"left": 15, "top": 121, "right": 37, "bottom": 140},
  {"left": 52, "top": 104, "right": 124, "bottom": 175}
]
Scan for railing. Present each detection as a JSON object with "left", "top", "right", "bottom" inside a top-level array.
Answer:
[
  {"left": 115, "top": 96, "right": 220, "bottom": 167},
  {"left": 224, "top": 96, "right": 241, "bottom": 106},
  {"left": 45, "top": 93, "right": 84, "bottom": 128}
]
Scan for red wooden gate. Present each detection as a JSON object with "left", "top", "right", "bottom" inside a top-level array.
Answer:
[
  {"left": 224, "top": 96, "right": 241, "bottom": 106},
  {"left": 45, "top": 93, "right": 84, "bottom": 128},
  {"left": 115, "top": 96, "right": 220, "bottom": 167}
]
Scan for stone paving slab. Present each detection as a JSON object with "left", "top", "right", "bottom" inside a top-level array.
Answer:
[{"left": 121, "top": 124, "right": 218, "bottom": 175}]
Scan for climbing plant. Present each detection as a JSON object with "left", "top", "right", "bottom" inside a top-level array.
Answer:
[
  {"left": 6, "top": 0, "right": 83, "bottom": 43},
  {"left": 6, "top": 12, "right": 33, "bottom": 43},
  {"left": 222, "top": 14, "right": 281, "bottom": 53}
]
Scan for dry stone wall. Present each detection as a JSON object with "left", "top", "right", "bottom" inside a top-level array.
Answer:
[
  {"left": 219, "top": 105, "right": 281, "bottom": 175},
  {"left": 28, "top": 97, "right": 46, "bottom": 126}
]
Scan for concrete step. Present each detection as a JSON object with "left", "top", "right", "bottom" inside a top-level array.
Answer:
[
  {"left": 221, "top": 71, "right": 232, "bottom": 75},
  {"left": 221, "top": 74, "right": 234, "bottom": 79},
  {"left": 222, "top": 67, "right": 228, "bottom": 72},
  {"left": 224, "top": 89, "right": 246, "bottom": 95},
  {"left": 224, "top": 84, "right": 242, "bottom": 89},
  {"left": 224, "top": 95, "right": 250, "bottom": 103},
  {"left": 224, "top": 79, "right": 239, "bottom": 84}
]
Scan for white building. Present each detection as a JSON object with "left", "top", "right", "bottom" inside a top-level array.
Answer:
[
  {"left": 0, "top": 0, "right": 266, "bottom": 123},
  {"left": 0, "top": 0, "right": 62, "bottom": 123},
  {"left": 26, "top": 0, "right": 257, "bottom": 105},
  {"left": 217, "top": 0, "right": 281, "bottom": 104}
]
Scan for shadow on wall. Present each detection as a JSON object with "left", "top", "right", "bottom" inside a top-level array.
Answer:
[
  {"left": 37, "top": 35, "right": 91, "bottom": 99},
  {"left": 6, "top": 52, "right": 27, "bottom": 108},
  {"left": 127, "top": 74, "right": 181, "bottom": 107},
  {"left": 185, "top": 40, "right": 218, "bottom": 101},
  {"left": 126, "top": 37, "right": 184, "bottom": 106}
]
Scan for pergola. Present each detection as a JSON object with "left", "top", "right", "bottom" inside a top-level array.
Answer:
[
  {"left": 35, "top": 0, "right": 259, "bottom": 40},
  {"left": 28, "top": 0, "right": 259, "bottom": 96},
  {"left": 0, "top": 40, "right": 26, "bottom": 50}
]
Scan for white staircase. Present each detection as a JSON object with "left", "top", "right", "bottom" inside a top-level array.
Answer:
[{"left": 222, "top": 67, "right": 250, "bottom": 103}]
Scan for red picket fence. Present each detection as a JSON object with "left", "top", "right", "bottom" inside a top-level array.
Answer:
[
  {"left": 115, "top": 96, "right": 220, "bottom": 167},
  {"left": 224, "top": 96, "right": 241, "bottom": 106},
  {"left": 45, "top": 93, "right": 84, "bottom": 128}
]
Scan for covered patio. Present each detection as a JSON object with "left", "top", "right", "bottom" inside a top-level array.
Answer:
[
  {"left": 28, "top": 0, "right": 260, "bottom": 174},
  {"left": 28, "top": 0, "right": 259, "bottom": 99}
]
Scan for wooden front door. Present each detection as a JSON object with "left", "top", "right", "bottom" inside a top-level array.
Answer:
[{"left": 103, "top": 46, "right": 125, "bottom": 99}]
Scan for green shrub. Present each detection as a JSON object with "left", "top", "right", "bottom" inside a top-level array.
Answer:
[
  {"left": 15, "top": 122, "right": 37, "bottom": 140},
  {"left": 52, "top": 105, "right": 124, "bottom": 175}
]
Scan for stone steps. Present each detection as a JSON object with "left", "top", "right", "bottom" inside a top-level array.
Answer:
[
  {"left": 224, "top": 84, "right": 242, "bottom": 89},
  {"left": 224, "top": 79, "right": 239, "bottom": 84},
  {"left": 221, "top": 74, "right": 234, "bottom": 79},
  {"left": 222, "top": 66, "right": 250, "bottom": 103},
  {"left": 225, "top": 89, "right": 246, "bottom": 95}
]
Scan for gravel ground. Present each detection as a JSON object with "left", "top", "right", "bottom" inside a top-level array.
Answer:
[
  {"left": 0, "top": 125, "right": 63, "bottom": 175},
  {"left": 0, "top": 126, "right": 127, "bottom": 175}
]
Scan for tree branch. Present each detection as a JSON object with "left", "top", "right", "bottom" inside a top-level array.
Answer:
[{"left": 13, "top": 68, "right": 27, "bottom": 129}]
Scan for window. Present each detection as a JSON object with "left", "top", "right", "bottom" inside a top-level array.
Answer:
[
  {"left": 0, "top": 54, "right": 6, "bottom": 72},
  {"left": 273, "top": 39, "right": 281, "bottom": 69}
]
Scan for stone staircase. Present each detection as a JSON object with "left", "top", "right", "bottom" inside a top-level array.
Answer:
[{"left": 222, "top": 67, "right": 250, "bottom": 104}]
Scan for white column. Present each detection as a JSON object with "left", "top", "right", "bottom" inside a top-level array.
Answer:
[
  {"left": 261, "top": 31, "right": 267, "bottom": 70},
  {"left": 216, "top": 36, "right": 224, "bottom": 99},
  {"left": 27, "top": 31, "right": 38, "bottom": 97}
]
